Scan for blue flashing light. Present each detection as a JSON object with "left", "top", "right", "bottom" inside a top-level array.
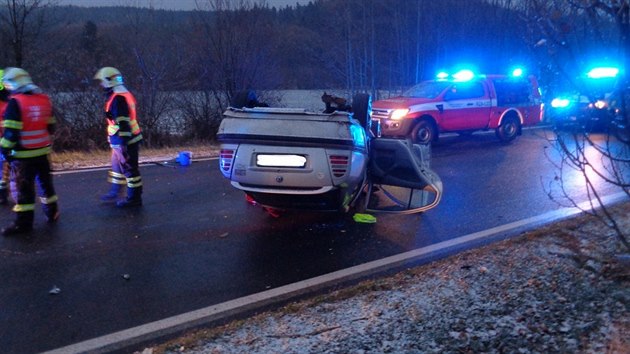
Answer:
[
  {"left": 586, "top": 67, "right": 619, "bottom": 79},
  {"left": 551, "top": 97, "right": 571, "bottom": 108},
  {"left": 436, "top": 71, "right": 449, "bottom": 80},
  {"left": 511, "top": 68, "right": 524, "bottom": 77},
  {"left": 452, "top": 69, "right": 474, "bottom": 82},
  {"left": 349, "top": 123, "right": 366, "bottom": 147}
]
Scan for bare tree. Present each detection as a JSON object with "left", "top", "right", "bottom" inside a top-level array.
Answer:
[
  {"left": 0, "top": 0, "right": 56, "bottom": 67},
  {"left": 119, "top": 0, "right": 190, "bottom": 146},
  {"left": 524, "top": 0, "right": 630, "bottom": 250},
  {"left": 174, "top": 0, "right": 281, "bottom": 141}
]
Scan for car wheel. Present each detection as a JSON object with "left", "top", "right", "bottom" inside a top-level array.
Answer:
[
  {"left": 352, "top": 93, "right": 372, "bottom": 130},
  {"left": 412, "top": 120, "right": 435, "bottom": 145},
  {"left": 496, "top": 116, "right": 520, "bottom": 142}
]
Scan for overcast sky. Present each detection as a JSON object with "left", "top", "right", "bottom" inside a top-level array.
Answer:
[{"left": 57, "top": 0, "right": 309, "bottom": 10}]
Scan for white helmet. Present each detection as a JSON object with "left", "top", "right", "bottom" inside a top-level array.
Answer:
[
  {"left": 2, "top": 67, "right": 33, "bottom": 91},
  {"left": 94, "top": 67, "right": 124, "bottom": 88}
]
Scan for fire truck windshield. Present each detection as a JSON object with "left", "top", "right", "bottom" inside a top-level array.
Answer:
[{"left": 402, "top": 81, "right": 451, "bottom": 99}]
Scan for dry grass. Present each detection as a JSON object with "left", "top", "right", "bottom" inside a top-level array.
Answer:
[{"left": 50, "top": 144, "right": 220, "bottom": 170}]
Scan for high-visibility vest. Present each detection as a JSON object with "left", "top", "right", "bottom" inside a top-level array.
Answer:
[
  {"left": 105, "top": 92, "right": 142, "bottom": 143},
  {"left": 11, "top": 94, "right": 53, "bottom": 155}
]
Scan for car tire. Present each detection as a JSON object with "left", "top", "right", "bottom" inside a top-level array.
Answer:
[
  {"left": 352, "top": 93, "right": 372, "bottom": 130},
  {"left": 496, "top": 115, "right": 520, "bottom": 142},
  {"left": 412, "top": 120, "right": 436, "bottom": 145}
]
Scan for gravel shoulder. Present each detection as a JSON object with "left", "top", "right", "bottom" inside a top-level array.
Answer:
[{"left": 138, "top": 202, "right": 630, "bottom": 354}]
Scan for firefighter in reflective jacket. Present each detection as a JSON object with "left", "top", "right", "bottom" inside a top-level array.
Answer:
[
  {"left": 94, "top": 67, "right": 143, "bottom": 207},
  {"left": 0, "top": 69, "right": 11, "bottom": 205},
  {"left": 0, "top": 68, "right": 59, "bottom": 236}
]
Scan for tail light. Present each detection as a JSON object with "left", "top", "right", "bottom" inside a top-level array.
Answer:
[
  {"left": 329, "top": 155, "right": 349, "bottom": 177},
  {"left": 220, "top": 149, "right": 235, "bottom": 172}
]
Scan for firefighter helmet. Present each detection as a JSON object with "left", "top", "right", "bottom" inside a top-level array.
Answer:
[
  {"left": 2, "top": 67, "right": 33, "bottom": 92},
  {"left": 94, "top": 67, "right": 124, "bottom": 88}
]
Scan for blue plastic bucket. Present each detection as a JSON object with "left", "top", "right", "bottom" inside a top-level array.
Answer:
[{"left": 177, "top": 151, "right": 192, "bottom": 166}]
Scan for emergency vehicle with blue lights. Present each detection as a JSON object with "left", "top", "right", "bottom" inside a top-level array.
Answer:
[
  {"left": 547, "top": 66, "right": 621, "bottom": 131},
  {"left": 371, "top": 69, "right": 544, "bottom": 144}
]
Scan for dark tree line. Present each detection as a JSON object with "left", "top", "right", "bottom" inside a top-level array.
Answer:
[{"left": 0, "top": 0, "right": 625, "bottom": 150}]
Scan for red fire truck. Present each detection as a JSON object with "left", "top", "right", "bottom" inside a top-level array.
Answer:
[{"left": 371, "top": 70, "right": 543, "bottom": 144}]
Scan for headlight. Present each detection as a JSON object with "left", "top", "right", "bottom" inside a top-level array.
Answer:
[
  {"left": 592, "top": 100, "right": 607, "bottom": 109},
  {"left": 390, "top": 108, "right": 409, "bottom": 120},
  {"left": 551, "top": 98, "right": 570, "bottom": 108}
]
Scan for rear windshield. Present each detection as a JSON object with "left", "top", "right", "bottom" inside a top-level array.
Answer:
[{"left": 403, "top": 81, "right": 451, "bottom": 99}]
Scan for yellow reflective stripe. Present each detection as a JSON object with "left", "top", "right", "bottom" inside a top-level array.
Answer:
[
  {"left": 109, "top": 171, "right": 126, "bottom": 178},
  {"left": 13, "top": 203, "right": 35, "bottom": 212},
  {"left": 108, "top": 177, "right": 127, "bottom": 185},
  {"left": 127, "top": 176, "right": 142, "bottom": 188},
  {"left": 127, "top": 181, "right": 143, "bottom": 188},
  {"left": 108, "top": 170, "right": 127, "bottom": 185},
  {"left": 107, "top": 125, "right": 119, "bottom": 135},
  {"left": 129, "top": 120, "right": 140, "bottom": 133},
  {"left": 40, "top": 195, "right": 58, "bottom": 204},
  {"left": 12, "top": 146, "right": 51, "bottom": 158},
  {"left": 116, "top": 116, "right": 130, "bottom": 123},
  {"left": 128, "top": 134, "right": 143, "bottom": 144},
  {"left": 3, "top": 120, "right": 23, "bottom": 129},
  {"left": 118, "top": 132, "right": 132, "bottom": 137},
  {"left": 0, "top": 137, "right": 16, "bottom": 148}
]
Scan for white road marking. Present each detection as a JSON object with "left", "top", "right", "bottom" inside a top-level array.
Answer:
[{"left": 43, "top": 191, "right": 628, "bottom": 354}]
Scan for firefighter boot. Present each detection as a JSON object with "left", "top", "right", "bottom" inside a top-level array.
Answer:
[
  {"left": 101, "top": 183, "right": 122, "bottom": 202},
  {"left": 2, "top": 211, "right": 34, "bottom": 237},
  {"left": 43, "top": 202, "right": 60, "bottom": 224},
  {"left": 116, "top": 186, "right": 142, "bottom": 208}
]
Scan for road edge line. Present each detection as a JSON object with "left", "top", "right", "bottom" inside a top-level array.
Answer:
[{"left": 43, "top": 192, "right": 628, "bottom": 354}]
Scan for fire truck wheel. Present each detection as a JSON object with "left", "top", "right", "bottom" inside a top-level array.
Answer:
[
  {"left": 412, "top": 120, "right": 436, "bottom": 145},
  {"left": 352, "top": 93, "right": 372, "bottom": 131},
  {"left": 496, "top": 116, "right": 520, "bottom": 142}
]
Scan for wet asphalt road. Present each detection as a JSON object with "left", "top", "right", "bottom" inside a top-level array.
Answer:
[{"left": 0, "top": 128, "right": 620, "bottom": 353}]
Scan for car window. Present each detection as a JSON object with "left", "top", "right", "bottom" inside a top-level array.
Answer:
[
  {"left": 403, "top": 81, "right": 451, "bottom": 99},
  {"left": 444, "top": 82, "right": 485, "bottom": 100},
  {"left": 494, "top": 78, "right": 531, "bottom": 105}
]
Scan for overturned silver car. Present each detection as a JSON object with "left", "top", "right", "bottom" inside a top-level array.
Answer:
[{"left": 216, "top": 93, "right": 443, "bottom": 215}]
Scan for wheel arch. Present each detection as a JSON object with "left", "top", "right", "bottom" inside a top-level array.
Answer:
[
  {"left": 413, "top": 114, "right": 439, "bottom": 132},
  {"left": 498, "top": 108, "right": 524, "bottom": 127},
  {"left": 410, "top": 114, "right": 439, "bottom": 143}
]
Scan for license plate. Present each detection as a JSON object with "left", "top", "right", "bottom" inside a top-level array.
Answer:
[{"left": 256, "top": 154, "right": 307, "bottom": 168}]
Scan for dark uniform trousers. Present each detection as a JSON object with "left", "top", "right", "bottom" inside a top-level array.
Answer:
[
  {"left": 108, "top": 142, "right": 142, "bottom": 201},
  {"left": 10, "top": 155, "right": 58, "bottom": 226},
  {"left": 0, "top": 161, "right": 9, "bottom": 203}
]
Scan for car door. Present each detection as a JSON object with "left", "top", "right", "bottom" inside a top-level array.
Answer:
[
  {"left": 363, "top": 138, "right": 443, "bottom": 214},
  {"left": 438, "top": 81, "right": 492, "bottom": 131}
]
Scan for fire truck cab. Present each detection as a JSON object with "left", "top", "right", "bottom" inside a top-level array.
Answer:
[{"left": 371, "top": 70, "right": 543, "bottom": 144}]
